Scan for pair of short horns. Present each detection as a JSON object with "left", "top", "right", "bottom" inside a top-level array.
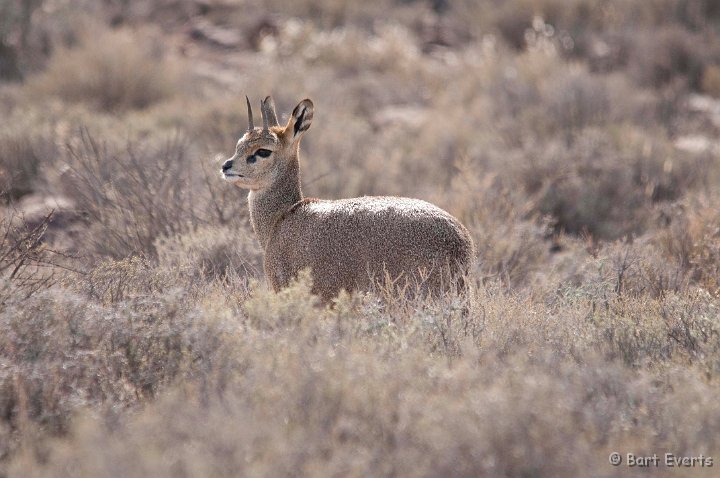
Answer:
[{"left": 246, "top": 96, "right": 278, "bottom": 133}]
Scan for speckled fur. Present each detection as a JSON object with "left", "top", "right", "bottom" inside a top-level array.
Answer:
[{"left": 222, "top": 97, "right": 475, "bottom": 301}]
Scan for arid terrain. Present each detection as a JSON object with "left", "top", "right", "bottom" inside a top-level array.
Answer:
[{"left": 1, "top": 0, "right": 720, "bottom": 476}]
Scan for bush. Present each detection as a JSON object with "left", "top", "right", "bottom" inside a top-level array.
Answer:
[
  {"left": 28, "top": 26, "right": 180, "bottom": 112},
  {"left": 630, "top": 26, "right": 705, "bottom": 89},
  {"left": 701, "top": 64, "right": 720, "bottom": 97},
  {"left": 8, "top": 287, "right": 720, "bottom": 477},
  {"left": 516, "top": 127, "right": 706, "bottom": 239},
  {"left": 0, "top": 211, "right": 57, "bottom": 303},
  {"left": 535, "top": 67, "right": 610, "bottom": 142},
  {"left": 1, "top": 281, "right": 242, "bottom": 467},
  {"left": 156, "top": 225, "right": 262, "bottom": 284},
  {"left": 656, "top": 194, "right": 720, "bottom": 296},
  {"left": 0, "top": 125, "right": 56, "bottom": 202},
  {"left": 0, "top": 0, "right": 44, "bottom": 80},
  {"left": 58, "top": 130, "right": 246, "bottom": 261},
  {"left": 4, "top": 0, "right": 720, "bottom": 475}
]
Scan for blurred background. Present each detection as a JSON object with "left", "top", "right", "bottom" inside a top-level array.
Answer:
[
  {"left": 1, "top": 1, "right": 720, "bottom": 476},
  {"left": 2, "top": 0, "right": 720, "bottom": 262}
]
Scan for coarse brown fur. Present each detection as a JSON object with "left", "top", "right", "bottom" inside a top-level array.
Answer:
[{"left": 221, "top": 96, "right": 474, "bottom": 302}]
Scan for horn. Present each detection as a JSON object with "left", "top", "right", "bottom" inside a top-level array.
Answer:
[
  {"left": 261, "top": 98, "right": 269, "bottom": 133},
  {"left": 246, "top": 96, "right": 254, "bottom": 131},
  {"left": 264, "top": 96, "right": 279, "bottom": 127}
]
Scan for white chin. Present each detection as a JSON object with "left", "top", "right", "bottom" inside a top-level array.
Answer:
[
  {"left": 223, "top": 174, "right": 255, "bottom": 188},
  {"left": 221, "top": 173, "right": 245, "bottom": 183}
]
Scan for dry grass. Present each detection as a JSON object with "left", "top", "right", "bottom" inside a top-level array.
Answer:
[
  {"left": 28, "top": 25, "right": 181, "bottom": 112},
  {"left": 0, "top": 211, "right": 58, "bottom": 303},
  {"left": 0, "top": 119, "right": 57, "bottom": 203},
  {"left": 56, "top": 128, "right": 248, "bottom": 261},
  {"left": 5, "top": 275, "right": 720, "bottom": 477},
  {"left": 1, "top": 0, "right": 720, "bottom": 476}
]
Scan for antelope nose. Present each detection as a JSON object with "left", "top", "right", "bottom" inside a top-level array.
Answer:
[{"left": 222, "top": 159, "right": 234, "bottom": 172}]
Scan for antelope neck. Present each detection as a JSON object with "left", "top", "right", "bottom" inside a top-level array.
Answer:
[{"left": 248, "top": 157, "right": 303, "bottom": 250}]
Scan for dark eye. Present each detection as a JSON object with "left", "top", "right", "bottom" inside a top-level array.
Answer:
[
  {"left": 246, "top": 155, "right": 257, "bottom": 164},
  {"left": 255, "top": 148, "right": 272, "bottom": 158}
]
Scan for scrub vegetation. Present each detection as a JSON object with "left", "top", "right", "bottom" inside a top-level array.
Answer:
[{"left": 1, "top": 0, "right": 719, "bottom": 476}]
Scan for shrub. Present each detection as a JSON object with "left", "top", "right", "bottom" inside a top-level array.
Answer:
[
  {"left": 629, "top": 26, "right": 705, "bottom": 89},
  {"left": 0, "top": 281, "right": 242, "bottom": 468},
  {"left": 28, "top": 26, "right": 180, "bottom": 112},
  {"left": 0, "top": 0, "right": 44, "bottom": 80},
  {"left": 656, "top": 194, "right": 720, "bottom": 296},
  {"left": 9, "top": 310, "right": 720, "bottom": 477},
  {"left": 4, "top": 0, "right": 720, "bottom": 475},
  {"left": 243, "top": 270, "right": 320, "bottom": 330},
  {"left": 515, "top": 127, "right": 706, "bottom": 239},
  {"left": 72, "top": 256, "right": 170, "bottom": 304},
  {"left": 58, "top": 129, "right": 245, "bottom": 261},
  {"left": 535, "top": 67, "right": 611, "bottom": 143},
  {"left": 586, "top": 290, "right": 720, "bottom": 369},
  {"left": 0, "top": 125, "right": 56, "bottom": 202},
  {"left": 0, "top": 211, "right": 57, "bottom": 303},
  {"left": 156, "top": 225, "right": 262, "bottom": 284},
  {"left": 701, "top": 64, "right": 720, "bottom": 97}
]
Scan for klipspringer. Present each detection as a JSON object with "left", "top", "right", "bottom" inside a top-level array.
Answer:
[{"left": 221, "top": 96, "right": 474, "bottom": 301}]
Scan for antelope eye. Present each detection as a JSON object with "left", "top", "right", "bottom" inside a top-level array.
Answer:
[{"left": 255, "top": 148, "right": 272, "bottom": 158}]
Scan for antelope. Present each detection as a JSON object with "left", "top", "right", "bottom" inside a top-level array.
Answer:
[{"left": 221, "top": 96, "right": 474, "bottom": 302}]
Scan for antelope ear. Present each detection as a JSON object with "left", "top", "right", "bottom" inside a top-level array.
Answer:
[
  {"left": 262, "top": 96, "right": 279, "bottom": 127},
  {"left": 283, "top": 99, "right": 313, "bottom": 142}
]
